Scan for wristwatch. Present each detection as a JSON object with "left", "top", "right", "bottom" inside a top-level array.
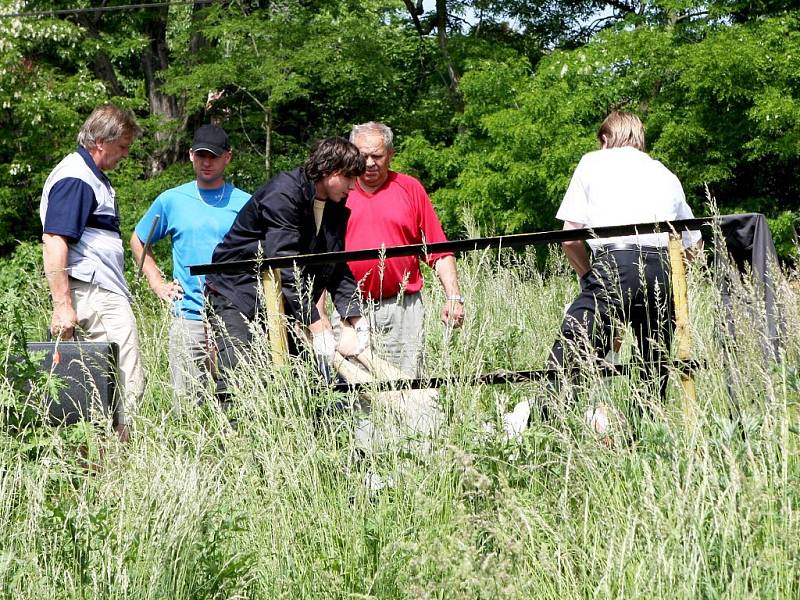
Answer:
[{"left": 447, "top": 295, "right": 465, "bottom": 304}]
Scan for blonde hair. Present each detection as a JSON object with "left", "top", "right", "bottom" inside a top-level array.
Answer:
[
  {"left": 598, "top": 111, "right": 645, "bottom": 151},
  {"left": 77, "top": 105, "right": 142, "bottom": 149}
]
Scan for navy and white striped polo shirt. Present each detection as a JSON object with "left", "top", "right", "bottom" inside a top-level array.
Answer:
[{"left": 40, "top": 146, "right": 129, "bottom": 299}]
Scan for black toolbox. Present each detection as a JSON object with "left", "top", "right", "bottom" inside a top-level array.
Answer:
[{"left": 23, "top": 341, "right": 119, "bottom": 425}]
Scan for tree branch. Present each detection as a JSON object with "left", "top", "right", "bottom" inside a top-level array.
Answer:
[
  {"left": 402, "top": 0, "right": 434, "bottom": 36},
  {"left": 605, "top": 0, "right": 637, "bottom": 15}
]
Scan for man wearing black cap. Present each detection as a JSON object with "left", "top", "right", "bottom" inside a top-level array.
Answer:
[{"left": 131, "top": 124, "right": 250, "bottom": 410}]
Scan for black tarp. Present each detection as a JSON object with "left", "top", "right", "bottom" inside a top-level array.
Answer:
[{"left": 711, "top": 213, "right": 785, "bottom": 363}]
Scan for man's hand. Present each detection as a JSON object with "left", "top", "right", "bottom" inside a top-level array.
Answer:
[
  {"left": 154, "top": 279, "right": 184, "bottom": 302},
  {"left": 442, "top": 298, "right": 464, "bottom": 328},
  {"left": 312, "top": 329, "right": 337, "bottom": 364},
  {"left": 50, "top": 301, "right": 78, "bottom": 340},
  {"left": 337, "top": 317, "right": 370, "bottom": 357}
]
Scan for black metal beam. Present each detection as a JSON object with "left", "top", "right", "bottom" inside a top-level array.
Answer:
[{"left": 190, "top": 217, "right": 715, "bottom": 275}]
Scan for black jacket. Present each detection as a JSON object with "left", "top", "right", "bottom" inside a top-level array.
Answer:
[{"left": 206, "top": 168, "right": 361, "bottom": 324}]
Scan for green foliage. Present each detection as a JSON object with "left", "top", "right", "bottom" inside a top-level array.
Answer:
[
  {"left": 400, "top": 10, "right": 800, "bottom": 258},
  {"left": 1, "top": 246, "right": 800, "bottom": 596},
  {"left": 0, "top": 241, "right": 49, "bottom": 338},
  {"left": 0, "top": 307, "right": 65, "bottom": 457},
  {"left": 1, "top": 0, "right": 799, "bottom": 260}
]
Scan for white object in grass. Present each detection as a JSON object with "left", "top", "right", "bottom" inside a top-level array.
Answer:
[
  {"left": 584, "top": 404, "right": 609, "bottom": 435},
  {"left": 364, "top": 471, "right": 395, "bottom": 492},
  {"left": 502, "top": 400, "right": 531, "bottom": 439},
  {"left": 604, "top": 347, "right": 621, "bottom": 365}
]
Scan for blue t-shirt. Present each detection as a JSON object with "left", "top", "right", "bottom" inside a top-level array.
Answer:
[{"left": 135, "top": 181, "right": 250, "bottom": 320}]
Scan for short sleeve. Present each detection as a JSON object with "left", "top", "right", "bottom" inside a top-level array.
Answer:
[
  {"left": 555, "top": 158, "right": 589, "bottom": 225},
  {"left": 134, "top": 195, "right": 168, "bottom": 245},
  {"left": 411, "top": 178, "right": 451, "bottom": 266},
  {"left": 672, "top": 176, "right": 702, "bottom": 247},
  {"left": 42, "top": 178, "right": 96, "bottom": 242}
]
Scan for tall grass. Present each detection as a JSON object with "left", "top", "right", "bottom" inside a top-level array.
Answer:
[{"left": 1, "top": 244, "right": 799, "bottom": 598}]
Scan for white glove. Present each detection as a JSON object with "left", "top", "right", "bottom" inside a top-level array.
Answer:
[
  {"left": 312, "top": 329, "right": 336, "bottom": 364},
  {"left": 353, "top": 318, "right": 371, "bottom": 356}
]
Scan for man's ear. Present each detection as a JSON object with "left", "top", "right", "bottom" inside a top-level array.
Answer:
[{"left": 600, "top": 134, "right": 608, "bottom": 149}]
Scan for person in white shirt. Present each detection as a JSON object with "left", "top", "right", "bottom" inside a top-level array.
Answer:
[{"left": 549, "top": 110, "right": 701, "bottom": 400}]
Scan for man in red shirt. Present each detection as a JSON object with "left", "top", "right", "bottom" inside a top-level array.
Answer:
[{"left": 343, "top": 121, "right": 464, "bottom": 376}]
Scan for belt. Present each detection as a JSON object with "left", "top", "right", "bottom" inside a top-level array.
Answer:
[
  {"left": 364, "top": 290, "right": 421, "bottom": 304},
  {"left": 594, "top": 243, "right": 667, "bottom": 256}
]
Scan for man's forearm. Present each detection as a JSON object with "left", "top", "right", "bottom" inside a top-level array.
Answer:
[
  {"left": 130, "top": 233, "right": 164, "bottom": 290},
  {"left": 315, "top": 291, "right": 331, "bottom": 326},
  {"left": 562, "top": 240, "right": 591, "bottom": 277},
  {"left": 434, "top": 255, "right": 461, "bottom": 296},
  {"left": 42, "top": 234, "right": 72, "bottom": 307},
  {"left": 43, "top": 233, "right": 79, "bottom": 337},
  {"left": 560, "top": 221, "right": 591, "bottom": 277}
]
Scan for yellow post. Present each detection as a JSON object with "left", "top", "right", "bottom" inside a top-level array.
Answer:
[
  {"left": 261, "top": 267, "right": 289, "bottom": 367},
  {"left": 668, "top": 234, "right": 697, "bottom": 421}
]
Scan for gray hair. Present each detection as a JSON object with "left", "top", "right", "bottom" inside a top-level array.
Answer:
[
  {"left": 77, "top": 105, "right": 142, "bottom": 149},
  {"left": 349, "top": 121, "right": 394, "bottom": 152}
]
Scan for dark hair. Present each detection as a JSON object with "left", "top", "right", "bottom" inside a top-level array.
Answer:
[{"left": 303, "top": 137, "right": 366, "bottom": 182}]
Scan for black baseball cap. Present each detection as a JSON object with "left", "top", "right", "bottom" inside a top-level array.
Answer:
[{"left": 191, "top": 124, "right": 230, "bottom": 156}]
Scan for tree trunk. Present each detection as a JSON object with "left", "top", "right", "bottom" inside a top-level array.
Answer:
[
  {"left": 72, "top": 15, "right": 124, "bottom": 97},
  {"left": 403, "top": 0, "right": 463, "bottom": 112},
  {"left": 435, "top": 0, "right": 460, "bottom": 97},
  {"left": 141, "top": 5, "right": 185, "bottom": 176},
  {"left": 264, "top": 107, "right": 272, "bottom": 179}
]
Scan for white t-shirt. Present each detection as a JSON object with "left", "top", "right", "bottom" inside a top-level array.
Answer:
[{"left": 556, "top": 147, "right": 701, "bottom": 251}]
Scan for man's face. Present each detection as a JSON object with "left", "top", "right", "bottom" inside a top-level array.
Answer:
[
  {"left": 320, "top": 171, "right": 358, "bottom": 203},
  {"left": 352, "top": 132, "right": 394, "bottom": 191},
  {"left": 94, "top": 134, "right": 133, "bottom": 171},
  {"left": 190, "top": 149, "right": 232, "bottom": 187}
]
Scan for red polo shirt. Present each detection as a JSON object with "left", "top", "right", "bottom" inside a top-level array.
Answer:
[{"left": 345, "top": 171, "right": 452, "bottom": 300}]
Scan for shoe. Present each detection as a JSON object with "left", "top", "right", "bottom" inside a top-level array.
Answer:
[
  {"left": 584, "top": 404, "right": 609, "bottom": 435},
  {"left": 502, "top": 400, "right": 531, "bottom": 440},
  {"left": 364, "top": 471, "right": 395, "bottom": 492}
]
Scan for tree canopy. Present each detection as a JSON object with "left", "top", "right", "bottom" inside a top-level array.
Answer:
[{"left": 0, "top": 0, "right": 797, "bottom": 257}]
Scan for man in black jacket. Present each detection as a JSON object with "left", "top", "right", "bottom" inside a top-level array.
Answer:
[{"left": 206, "top": 137, "right": 367, "bottom": 403}]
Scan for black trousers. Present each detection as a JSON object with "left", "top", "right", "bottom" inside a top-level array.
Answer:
[
  {"left": 207, "top": 292, "right": 306, "bottom": 404},
  {"left": 207, "top": 292, "right": 256, "bottom": 404},
  {"left": 548, "top": 249, "right": 674, "bottom": 398}
]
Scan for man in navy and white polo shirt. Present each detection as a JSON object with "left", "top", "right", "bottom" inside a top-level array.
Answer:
[
  {"left": 131, "top": 125, "right": 250, "bottom": 411},
  {"left": 40, "top": 105, "right": 144, "bottom": 441}
]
